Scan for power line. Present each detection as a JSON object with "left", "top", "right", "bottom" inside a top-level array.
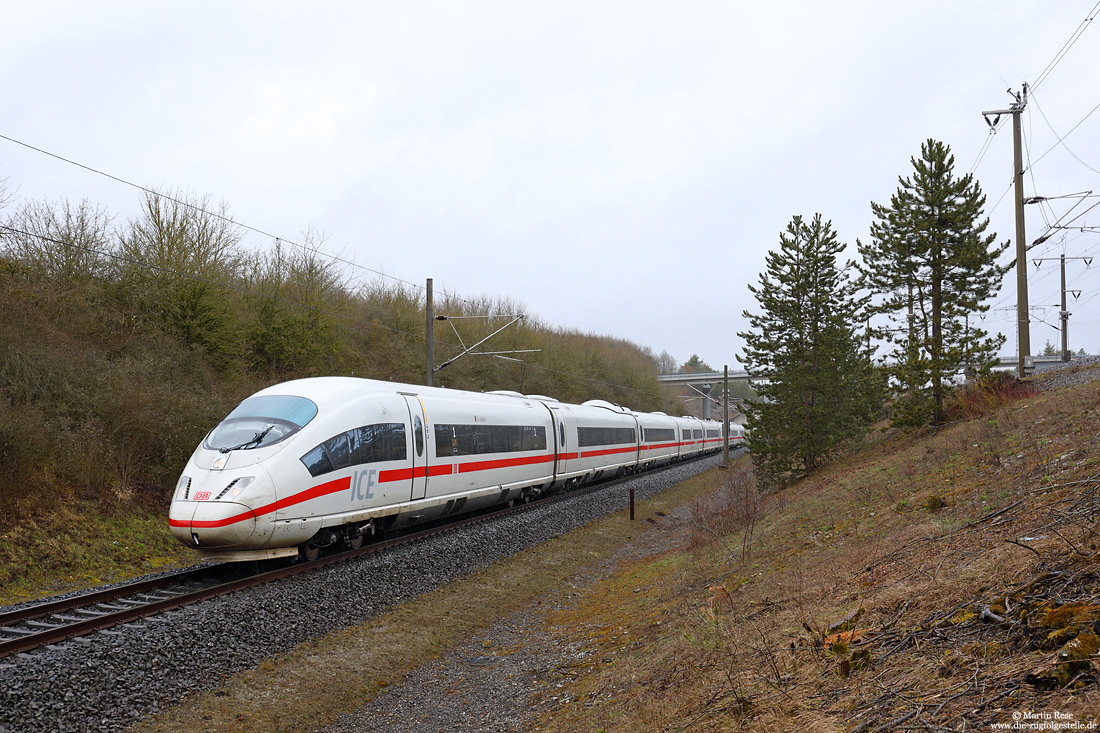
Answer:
[
  {"left": 969, "top": 116, "right": 1008, "bottom": 175},
  {"left": 1030, "top": 0, "right": 1100, "bottom": 93},
  {"left": 978, "top": 0, "right": 1100, "bottom": 340},
  {"left": 1022, "top": 105, "right": 1050, "bottom": 230},
  {"left": 1029, "top": 92, "right": 1100, "bottom": 174},
  {"left": 973, "top": 3, "right": 1098, "bottom": 178},
  {"left": 0, "top": 132, "right": 474, "bottom": 305},
  {"left": 0, "top": 223, "right": 672, "bottom": 402}
]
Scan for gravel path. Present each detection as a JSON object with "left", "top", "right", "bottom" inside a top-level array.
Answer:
[
  {"left": 319, "top": 483, "right": 696, "bottom": 733},
  {"left": 0, "top": 457, "right": 720, "bottom": 733},
  {"left": 1028, "top": 354, "right": 1100, "bottom": 391}
]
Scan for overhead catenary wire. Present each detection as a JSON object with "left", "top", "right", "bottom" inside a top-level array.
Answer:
[
  {"left": 1030, "top": 92, "right": 1100, "bottom": 175},
  {"left": 973, "top": 2, "right": 1099, "bottom": 181},
  {"left": 969, "top": 115, "right": 1010, "bottom": 175},
  {"left": 970, "top": 2, "right": 1100, "bottom": 350},
  {"left": 1022, "top": 105, "right": 1052, "bottom": 231}
]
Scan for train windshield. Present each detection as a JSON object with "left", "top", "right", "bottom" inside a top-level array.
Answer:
[{"left": 203, "top": 395, "right": 319, "bottom": 452}]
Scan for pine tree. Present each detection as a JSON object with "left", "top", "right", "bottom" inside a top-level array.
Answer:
[
  {"left": 858, "top": 139, "right": 1009, "bottom": 425},
  {"left": 738, "top": 214, "right": 880, "bottom": 488}
]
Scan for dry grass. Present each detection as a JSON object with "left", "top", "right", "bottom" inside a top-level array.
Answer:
[
  {"left": 127, "top": 370, "right": 1100, "bottom": 731},
  {"left": 521, "top": 374, "right": 1100, "bottom": 730},
  {"left": 0, "top": 502, "right": 194, "bottom": 605}
]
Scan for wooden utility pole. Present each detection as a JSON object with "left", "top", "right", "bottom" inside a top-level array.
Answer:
[{"left": 984, "top": 84, "right": 1030, "bottom": 377}]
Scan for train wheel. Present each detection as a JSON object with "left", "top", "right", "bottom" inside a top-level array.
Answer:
[
  {"left": 299, "top": 542, "right": 321, "bottom": 562},
  {"left": 346, "top": 531, "right": 364, "bottom": 550}
]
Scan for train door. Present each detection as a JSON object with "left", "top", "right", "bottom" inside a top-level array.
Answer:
[
  {"left": 631, "top": 415, "right": 642, "bottom": 468},
  {"left": 551, "top": 406, "right": 564, "bottom": 478},
  {"left": 400, "top": 393, "right": 428, "bottom": 502},
  {"left": 539, "top": 402, "right": 567, "bottom": 482}
]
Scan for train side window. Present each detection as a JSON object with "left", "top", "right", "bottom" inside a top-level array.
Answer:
[
  {"left": 644, "top": 428, "right": 675, "bottom": 443},
  {"left": 434, "top": 425, "right": 454, "bottom": 457},
  {"left": 559, "top": 423, "right": 565, "bottom": 448},
  {"left": 386, "top": 423, "right": 408, "bottom": 461},
  {"left": 577, "top": 426, "right": 634, "bottom": 447},
  {"left": 300, "top": 445, "right": 334, "bottom": 478},
  {"left": 346, "top": 428, "right": 364, "bottom": 465},
  {"left": 325, "top": 433, "right": 352, "bottom": 469},
  {"left": 522, "top": 425, "right": 546, "bottom": 451},
  {"left": 359, "top": 424, "right": 378, "bottom": 463},
  {"left": 414, "top": 415, "right": 424, "bottom": 457}
]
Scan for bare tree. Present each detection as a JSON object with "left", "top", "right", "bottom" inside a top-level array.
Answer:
[
  {"left": 0, "top": 174, "right": 14, "bottom": 211},
  {"left": 115, "top": 188, "right": 243, "bottom": 279},
  {"left": 657, "top": 350, "right": 678, "bottom": 375},
  {"left": 245, "top": 227, "right": 346, "bottom": 375},
  {"left": 2, "top": 197, "right": 113, "bottom": 281},
  {"left": 113, "top": 189, "right": 245, "bottom": 352}
]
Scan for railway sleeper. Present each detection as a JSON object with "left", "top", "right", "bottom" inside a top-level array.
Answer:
[
  {"left": 1, "top": 626, "right": 36, "bottom": 636},
  {"left": 24, "top": 620, "right": 62, "bottom": 629}
]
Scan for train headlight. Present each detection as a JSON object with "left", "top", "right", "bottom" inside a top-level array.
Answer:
[
  {"left": 215, "top": 476, "right": 255, "bottom": 501},
  {"left": 174, "top": 475, "right": 191, "bottom": 501}
]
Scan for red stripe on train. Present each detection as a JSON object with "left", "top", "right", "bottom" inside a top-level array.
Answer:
[{"left": 170, "top": 476, "right": 352, "bottom": 529}]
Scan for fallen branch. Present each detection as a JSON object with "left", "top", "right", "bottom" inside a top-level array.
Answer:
[
  {"left": 1004, "top": 538, "right": 1043, "bottom": 557},
  {"left": 870, "top": 703, "right": 923, "bottom": 732}
]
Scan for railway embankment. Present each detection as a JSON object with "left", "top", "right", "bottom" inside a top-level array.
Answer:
[
  {"left": 122, "top": 360, "right": 1100, "bottom": 731},
  {"left": 6, "top": 360, "right": 1100, "bottom": 731},
  {"left": 0, "top": 458, "right": 722, "bottom": 732}
]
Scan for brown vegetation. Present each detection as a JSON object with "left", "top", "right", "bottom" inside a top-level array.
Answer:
[
  {"left": 0, "top": 190, "right": 679, "bottom": 536},
  {"left": 523, "top": 368, "right": 1100, "bottom": 730},
  {"left": 129, "top": 369, "right": 1100, "bottom": 730}
]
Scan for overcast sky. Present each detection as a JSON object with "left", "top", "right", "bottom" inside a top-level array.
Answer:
[{"left": 3, "top": 1, "right": 1099, "bottom": 376}]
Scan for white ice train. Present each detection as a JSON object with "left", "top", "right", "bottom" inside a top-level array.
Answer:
[{"left": 169, "top": 376, "right": 729, "bottom": 562}]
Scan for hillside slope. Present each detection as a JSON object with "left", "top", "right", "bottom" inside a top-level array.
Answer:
[
  {"left": 0, "top": 260, "right": 680, "bottom": 602},
  {"left": 131, "top": 362, "right": 1100, "bottom": 731},
  {"left": 524, "top": 362, "right": 1100, "bottom": 729}
]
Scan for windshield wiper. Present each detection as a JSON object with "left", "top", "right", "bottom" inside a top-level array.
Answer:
[{"left": 221, "top": 424, "right": 275, "bottom": 454}]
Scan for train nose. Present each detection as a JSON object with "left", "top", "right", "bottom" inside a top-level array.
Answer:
[
  {"left": 168, "top": 468, "right": 272, "bottom": 549},
  {"left": 170, "top": 501, "right": 258, "bottom": 548}
]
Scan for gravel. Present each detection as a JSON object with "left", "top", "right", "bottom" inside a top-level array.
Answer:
[
  {"left": 320, "top": 481, "right": 700, "bottom": 733},
  {"left": 1028, "top": 354, "right": 1100, "bottom": 391},
  {"left": 0, "top": 456, "right": 721, "bottom": 733}
]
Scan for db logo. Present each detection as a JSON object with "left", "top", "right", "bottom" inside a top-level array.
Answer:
[{"left": 194, "top": 491, "right": 212, "bottom": 501}]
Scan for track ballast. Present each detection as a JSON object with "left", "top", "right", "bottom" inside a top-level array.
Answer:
[{"left": 0, "top": 455, "right": 723, "bottom": 733}]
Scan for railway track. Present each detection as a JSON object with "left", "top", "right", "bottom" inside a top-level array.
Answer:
[{"left": 0, "top": 458, "right": 708, "bottom": 660}]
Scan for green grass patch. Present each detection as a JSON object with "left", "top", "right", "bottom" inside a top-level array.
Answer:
[{"left": 0, "top": 501, "right": 193, "bottom": 606}]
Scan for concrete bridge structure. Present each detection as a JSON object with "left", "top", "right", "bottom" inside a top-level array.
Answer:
[
  {"left": 657, "top": 354, "right": 1072, "bottom": 420},
  {"left": 657, "top": 370, "right": 756, "bottom": 421}
]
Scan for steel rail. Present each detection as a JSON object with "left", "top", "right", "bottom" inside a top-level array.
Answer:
[
  {"left": 0, "top": 566, "right": 213, "bottom": 629},
  {"left": 0, "top": 453, "right": 721, "bottom": 660}
]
